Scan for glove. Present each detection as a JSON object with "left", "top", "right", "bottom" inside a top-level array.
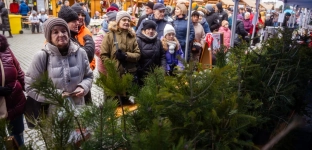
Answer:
[
  {"left": 0, "top": 86, "right": 13, "bottom": 96},
  {"left": 83, "top": 35, "right": 93, "bottom": 43},
  {"left": 115, "top": 49, "right": 127, "bottom": 61}
]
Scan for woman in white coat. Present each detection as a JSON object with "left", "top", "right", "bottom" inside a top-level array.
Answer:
[{"left": 25, "top": 18, "right": 93, "bottom": 107}]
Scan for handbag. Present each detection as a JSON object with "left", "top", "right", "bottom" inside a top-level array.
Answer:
[
  {"left": 191, "top": 40, "right": 202, "bottom": 53},
  {"left": 24, "top": 49, "right": 50, "bottom": 129},
  {"left": 0, "top": 58, "right": 8, "bottom": 119}
]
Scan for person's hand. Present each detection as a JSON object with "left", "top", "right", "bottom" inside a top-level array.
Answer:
[
  {"left": 83, "top": 35, "right": 93, "bottom": 43},
  {"left": 62, "top": 87, "right": 84, "bottom": 98},
  {"left": 115, "top": 49, "right": 127, "bottom": 61},
  {"left": 0, "top": 86, "right": 13, "bottom": 96}
]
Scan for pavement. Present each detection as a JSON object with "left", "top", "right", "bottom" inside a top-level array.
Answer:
[{"left": 7, "top": 28, "right": 103, "bottom": 149}]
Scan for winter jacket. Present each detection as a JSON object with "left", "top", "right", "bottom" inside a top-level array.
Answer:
[
  {"left": 243, "top": 19, "right": 253, "bottom": 33},
  {"left": 264, "top": 18, "right": 274, "bottom": 28},
  {"left": 25, "top": 41, "right": 93, "bottom": 104},
  {"left": 77, "top": 25, "right": 96, "bottom": 70},
  {"left": 94, "top": 31, "right": 106, "bottom": 74},
  {"left": 9, "top": 2, "right": 19, "bottom": 13},
  {"left": 136, "top": 14, "right": 172, "bottom": 39},
  {"left": 216, "top": 3, "right": 228, "bottom": 22},
  {"left": 205, "top": 11, "right": 220, "bottom": 32},
  {"left": 173, "top": 15, "right": 195, "bottom": 52},
  {"left": 236, "top": 20, "right": 248, "bottom": 38},
  {"left": 29, "top": 15, "right": 39, "bottom": 23},
  {"left": 101, "top": 21, "right": 141, "bottom": 75},
  {"left": 228, "top": 15, "right": 232, "bottom": 29},
  {"left": 200, "top": 17, "right": 211, "bottom": 34},
  {"left": 38, "top": 14, "right": 48, "bottom": 23},
  {"left": 136, "top": 31, "right": 166, "bottom": 73},
  {"left": 0, "top": 48, "right": 26, "bottom": 121},
  {"left": 0, "top": 2, "right": 10, "bottom": 31},
  {"left": 193, "top": 23, "right": 205, "bottom": 46},
  {"left": 218, "top": 26, "right": 231, "bottom": 48},
  {"left": 19, "top": 1, "right": 29, "bottom": 16}
]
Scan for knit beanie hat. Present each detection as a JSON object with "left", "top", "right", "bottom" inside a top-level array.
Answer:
[
  {"left": 145, "top": 1, "right": 154, "bottom": 10},
  {"left": 44, "top": 18, "right": 70, "bottom": 43},
  {"left": 216, "top": 2, "right": 222, "bottom": 10},
  {"left": 142, "top": 20, "right": 157, "bottom": 30},
  {"left": 107, "top": 6, "right": 119, "bottom": 12},
  {"left": 58, "top": 6, "right": 78, "bottom": 23},
  {"left": 176, "top": 3, "right": 187, "bottom": 15},
  {"left": 205, "top": 4, "right": 214, "bottom": 13},
  {"left": 106, "top": 11, "right": 117, "bottom": 21},
  {"left": 163, "top": 24, "right": 175, "bottom": 37},
  {"left": 110, "top": 3, "right": 119, "bottom": 9},
  {"left": 192, "top": 2, "right": 198, "bottom": 10},
  {"left": 197, "top": 11, "right": 204, "bottom": 16},
  {"left": 116, "top": 11, "right": 131, "bottom": 23},
  {"left": 71, "top": 3, "right": 84, "bottom": 14},
  {"left": 221, "top": 20, "right": 228, "bottom": 27}
]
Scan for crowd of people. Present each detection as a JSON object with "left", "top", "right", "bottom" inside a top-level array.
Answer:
[{"left": 0, "top": 1, "right": 302, "bottom": 148}]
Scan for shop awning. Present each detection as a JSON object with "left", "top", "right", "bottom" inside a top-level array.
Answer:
[
  {"left": 260, "top": 3, "right": 273, "bottom": 10},
  {"left": 220, "top": 0, "right": 234, "bottom": 6},
  {"left": 242, "top": 0, "right": 256, "bottom": 8}
]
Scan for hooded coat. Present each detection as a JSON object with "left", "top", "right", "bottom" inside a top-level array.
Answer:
[
  {"left": 0, "top": 2, "right": 11, "bottom": 31},
  {"left": 218, "top": 26, "right": 231, "bottom": 47},
  {"left": 100, "top": 21, "right": 141, "bottom": 75},
  {"left": 216, "top": 2, "right": 228, "bottom": 22},
  {"left": 136, "top": 31, "right": 166, "bottom": 73},
  {"left": 205, "top": 10, "right": 220, "bottom": 32},
  {"left": 200, "top": 17, "right": 211, "bottom": 34},
  {"left": 19, "top": 1, "right": 29, "bottom": 16},
  {"left": 25, "top": 41, "right": 93, "bottom": 104},
  {"left": 236, "top": 20, "right": 248, "bottom": 38},
  {"left": 0, "top": 47, "right": 26, "bottom": 121}
]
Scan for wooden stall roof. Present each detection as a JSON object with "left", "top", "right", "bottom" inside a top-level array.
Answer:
[
  {"left": 220, "top": 0, "right": 234, "bottom": 5},
  {"left": 242, "top": 0, "right": 256, "bottom": 8},
  {"left": 260, "top": 2, "right": 273, "bottom": 10}
]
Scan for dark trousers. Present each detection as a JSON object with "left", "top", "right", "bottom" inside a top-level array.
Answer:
[
  {"left": 84, "top": 91, "right": 92, "bottom": 104},
  {"left": 31, "top": 23, "right": 39, "bottom": 33},
  {"left": 2, "top": 30, "right": 12, "bottom": 37},
  {"left": 8, "top": 114, "right": 24, "bottom": 146}
]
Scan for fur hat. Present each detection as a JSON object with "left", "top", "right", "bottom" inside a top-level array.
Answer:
[
  {"left": 176, "top": 3, "right": 187, "bottom": 15},
  {"left": 163, "top": 24, "right": 175, "bottom": 37},
  {"left": 142, "top": 20, "right": 157, "bottom": 30},
  {"left": 116, "top": 11, "right": 131, "bottom": 23},
  {"left": 58, "top": 6, "right": 78, "bottom": 23},
  {"left": 44, "top": 18, "right": 70, "bottom": 43}
]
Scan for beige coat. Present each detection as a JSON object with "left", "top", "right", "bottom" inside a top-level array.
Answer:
[{"left": 100, "top": 21, "right": 140, "bottom": 75}]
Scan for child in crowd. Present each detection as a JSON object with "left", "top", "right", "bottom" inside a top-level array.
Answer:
[
  {"left": 218, "top": 20, "right": 231, "bottom": 49},
  {"left": 161, "top": 24, "right": 184, "bottom": 76}
]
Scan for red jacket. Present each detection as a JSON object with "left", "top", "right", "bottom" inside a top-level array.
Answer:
[
  {"left": 0, "top": 48, "right": 26, "bottom": 120},
  {"left": 9, "top": 2, "right": 19, "bottom": 13}
]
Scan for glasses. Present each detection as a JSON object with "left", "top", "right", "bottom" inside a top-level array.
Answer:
[{"left": 121, "top": 18, "right": 131, "bottom": 22}]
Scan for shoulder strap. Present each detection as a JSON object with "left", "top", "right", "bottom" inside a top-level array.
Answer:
[
  {"left": 113, "top": 32, "right": 119, "bottom": 50},
  {"left": 41, "top": 49, "right": 49, "bottom": 71}
]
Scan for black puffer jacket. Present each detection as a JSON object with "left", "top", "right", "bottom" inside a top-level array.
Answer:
[
  {"left": 236, "top": 20, "right": 248, "bottom": 37},
  {"left": 136, "top": 31, "right": 166, "bottom": 73},
  {"left": 216, "top": 2, "right": 228, "bottom": 22},
  {"left": 205, "top": 11, "right": 220, "bottom": 32},
  {"left": 0, "top": 2, "right": 10, "bottom": 31}
]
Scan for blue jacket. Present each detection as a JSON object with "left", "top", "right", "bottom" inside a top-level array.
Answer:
[
  {"left": 173, "top": 15, "right": 195, "bottom": 50},
  {"left": 165, "top": 46, "right": 184, "bottom": 71},
  {"left": 136, "top": 15, "right": 171, "bottom": 39},
  {"left": 19, "top": 1, "right": 29, "bottom": 16},
  {"left": 200, "top": 18, "right": 211, "bottom": 34}
]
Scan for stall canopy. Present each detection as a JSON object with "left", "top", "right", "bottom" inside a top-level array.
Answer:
[
  {"left": 242, "top": 0, "right": 256, "bottom": 8},
  {"left": 220, "top": 0, "right": 234, "bottom": 6},
  {"left": 280, "top": 0, "right": 312, "bottom": 9},
  {"left": 260, "top": 3, "right": 273, "bottom": 10}
]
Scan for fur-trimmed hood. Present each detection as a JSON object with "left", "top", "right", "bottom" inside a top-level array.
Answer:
[{"left": 108, "top": 21, "right": 136, "bottom": 37}]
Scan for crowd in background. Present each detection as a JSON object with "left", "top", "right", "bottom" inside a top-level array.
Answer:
[{"left": 0, "top": 0, "right": 305, "bottom": 148}]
